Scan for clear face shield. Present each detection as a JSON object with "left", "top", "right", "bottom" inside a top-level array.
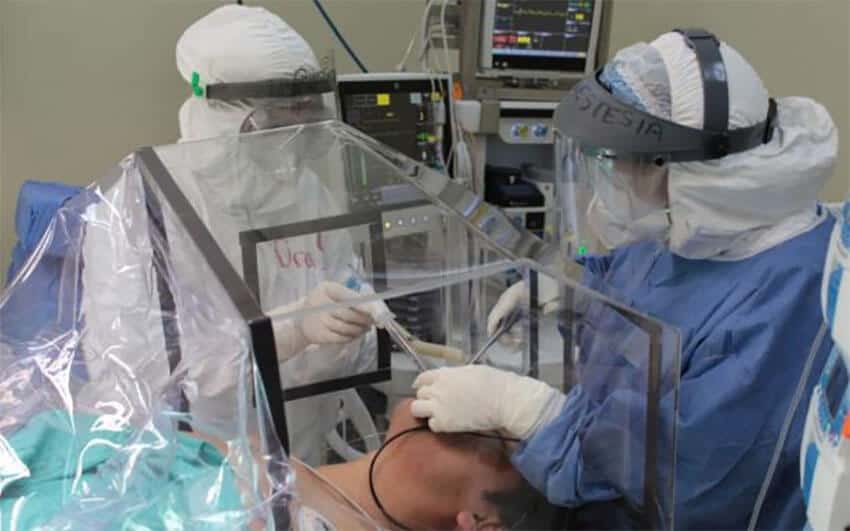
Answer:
[
  {"left": 186, "top": 58, "right": 339, "bottom": 216},
  {"left": 239, "top": 93, "right": 335, "bottom": 133},
  {"left": 562, "top": 137, "right": 672, "bottom": 253},
  {"left": 198, "top": 55, "right": 338, "bottom": 134}
]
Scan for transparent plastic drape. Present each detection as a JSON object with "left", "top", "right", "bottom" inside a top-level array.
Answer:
[{"left": 0, "top": 159, "right": 290, "bottom": 529}]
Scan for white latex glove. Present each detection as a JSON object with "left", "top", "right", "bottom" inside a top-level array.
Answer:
[
  {"left": 410, "top": 365, "right": 565, "bottom": 440},
  {"left": 486, "top": 277, "right": 562, "bottom": 337},
  {"left": 487, "top": 281, "right": 528, "bottom": 338},
  {"left": 298, "top": 281, "right": 374, "bottom": 345},
  {"left": 270, "top": 282, "right": 389, "bottom": 361}
]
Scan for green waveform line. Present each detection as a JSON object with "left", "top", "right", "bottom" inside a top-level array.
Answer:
[{"left": 513, "top": 7, "right": 568, "bottom": 17}]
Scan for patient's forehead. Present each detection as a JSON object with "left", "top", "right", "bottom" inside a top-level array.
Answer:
[{"left": 387, "top": 399, "right": 518, "bottom": 478}]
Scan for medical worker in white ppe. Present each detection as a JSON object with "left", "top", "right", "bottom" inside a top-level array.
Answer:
[
  {"left": 83, "top": 5, "right": 376, "bottom": 467},
  {"left": 176, "top": 5, "right": 380, "bottom": 466}
]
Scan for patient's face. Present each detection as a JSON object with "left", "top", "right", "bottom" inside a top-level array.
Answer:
[{"left": 379, "top": 399, "right": 522, "bottom": 530}]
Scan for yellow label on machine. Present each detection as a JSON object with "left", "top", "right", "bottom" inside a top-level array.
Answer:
[
  {"left": 517, "top": 35, "right": 531, "bottom": 44},
  {"left": 377, "top": 94, "right": 391, "bottom": 106}
]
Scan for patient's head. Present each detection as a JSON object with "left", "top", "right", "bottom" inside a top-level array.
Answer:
[{"left": 370, "top": 399, "right": 565, "bottom": 530}]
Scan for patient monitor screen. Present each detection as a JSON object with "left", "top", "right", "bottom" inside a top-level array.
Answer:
[
  {"left": 481, "top": 0, "right": 597, "bottom": 73},
  {"left": 339, "top": 78, "right": 451, "bottom": 173}
]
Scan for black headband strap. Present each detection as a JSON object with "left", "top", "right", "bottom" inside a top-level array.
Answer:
[
  {"left": 555, "top": 75, "right": 778, "bottom": 162},
  {"left": 674, "top": 28, "right": 729, "bottom": 133},
  {"left": 205, "top": 78, "right": 335, "bottom": 101}
]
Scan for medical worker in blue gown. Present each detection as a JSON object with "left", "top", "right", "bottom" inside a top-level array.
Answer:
[{"left": 411, "top": 29, "right": 839, "bottom": 529}]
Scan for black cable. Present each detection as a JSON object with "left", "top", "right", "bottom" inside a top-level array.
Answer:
[
  {"left": 368, "top": 426, "right": 519, "bottom": 530},
  {"left": 311, "top": 0, "right": 368, "bottom": 73}
]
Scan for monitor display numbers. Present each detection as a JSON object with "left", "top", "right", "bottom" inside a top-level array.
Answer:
[
  {"left": 483, "top": 0, "right": 597, "bottom": 73},
  {"left": 338, "top": 77, "right": 453, "bottom": 207},
  {"left": 343, "top": 90, "right": 444, "bottom": 166},
  {"left": 492, "top": 0, "right": 594, "bottom": 59}
]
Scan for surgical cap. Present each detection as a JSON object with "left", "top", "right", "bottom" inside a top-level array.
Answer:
[{"left": 599, "top": 43, "right": 672, "bottom": 121}]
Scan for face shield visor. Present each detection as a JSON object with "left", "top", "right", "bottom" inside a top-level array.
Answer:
[
  {"left": 554, "top": 29, "right": 778, "bottom": 257},
  {"left": 239, "top": 93, "right": 334, "bottom": 133},
  {"left": 195, "top": 62, "right": 338, "bottom": 133},
  {"left": 565, "top": 140, "right": 672, "bottom": 251},
  {"left": 186, "top": 64, "right": 339, "bottom": 216}
]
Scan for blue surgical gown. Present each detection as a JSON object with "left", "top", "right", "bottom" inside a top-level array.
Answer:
[{"left": 513, "top": 214, "right": 835, "bottom": 530}]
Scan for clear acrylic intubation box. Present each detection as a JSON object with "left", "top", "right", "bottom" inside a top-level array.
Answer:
[{"left": 0, "top": 121, "right": 680, "bottom": 530}]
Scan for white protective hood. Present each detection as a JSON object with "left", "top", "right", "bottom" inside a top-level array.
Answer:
[
  {"left": 650, "top": 32, "right": 839, "bottom": 260},
  {"left": 175, "top": 4, "right": 320, "bottom": 142},
  {"left": 668, "top": 96, "right": 837, "bottom": 260}
]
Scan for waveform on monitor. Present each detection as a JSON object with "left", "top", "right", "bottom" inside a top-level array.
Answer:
[{"left": 512, "top": 7, "right": 568, "bottom": 17}]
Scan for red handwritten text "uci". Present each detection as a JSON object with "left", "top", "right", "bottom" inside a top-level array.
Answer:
[{"left": 274, "top": 233, "right": 325, "bottom": 270}]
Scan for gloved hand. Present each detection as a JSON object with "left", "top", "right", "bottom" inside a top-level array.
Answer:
[
  {"left": 298, "top": 281, "right": 374, "bottom": 345},
  {"left": 487, "top": 281, "right": 528, "bottom": 339},
  {"left": 410, "top": 365, "right": 565, "bottom": 440},
  {"left": 487, "top": 274, "right": 559, "bottom": 348}
]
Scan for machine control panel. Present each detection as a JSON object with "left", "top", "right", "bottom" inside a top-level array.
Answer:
[
  {"left": 532, "top": 123, "right": 549, "bottom": 138},
  {"left": 498, "top": 102, "right": 557, "bottom": 144},
  {"left": 510, "top": 122, "right": 550, "bottom": 139},
  {"left": 504, "top": 119, "right": 553, "bottom": 143}
]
